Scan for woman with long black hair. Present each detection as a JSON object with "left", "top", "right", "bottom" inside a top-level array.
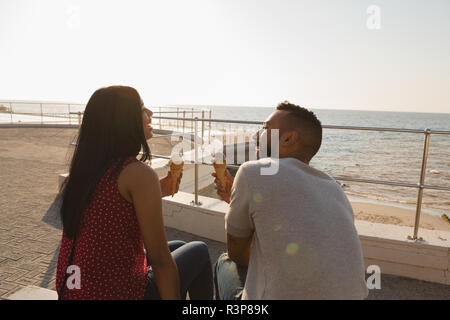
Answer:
[{"left": 56, "top": 86, "right": 213, "bottom": 300}]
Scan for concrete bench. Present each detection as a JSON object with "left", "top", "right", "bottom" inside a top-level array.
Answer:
[{"left": 7, "top": 286, "right": 58, "bottom": 300}]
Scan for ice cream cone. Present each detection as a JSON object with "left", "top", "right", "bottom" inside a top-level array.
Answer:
[
  {"left": 213, "top": 158, "right": 227, "bottom": 190},
  {"left": 169, "top": 160, "right": 184, "bottom": 197}
]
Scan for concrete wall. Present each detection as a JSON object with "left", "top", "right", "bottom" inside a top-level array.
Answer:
[
  {"left": 163, "top": 192, "right": 228, "bottom": 243},
  {"left": 356, "top": 221, "right": 450, "bottom": 285}
]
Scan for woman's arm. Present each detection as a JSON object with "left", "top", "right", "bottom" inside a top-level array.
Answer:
[
  {"left": 160, "top": 171, "right": 183, "bottom": 198},
  {"left": 120, "top": 162, "right": 181, "bottom": 299}
]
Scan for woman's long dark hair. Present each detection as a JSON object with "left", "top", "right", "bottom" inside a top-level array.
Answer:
[{"left": 60, "top": 86, "right": 151, "bottom": 239}]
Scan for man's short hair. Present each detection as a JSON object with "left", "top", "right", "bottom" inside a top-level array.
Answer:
[{"left": 276, "top": 101, "right": 322, "bottom": 161}]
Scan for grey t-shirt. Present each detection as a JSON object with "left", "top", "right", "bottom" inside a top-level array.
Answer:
[{"left": 225, "top": 157, "right": 368, "bottom": 300}]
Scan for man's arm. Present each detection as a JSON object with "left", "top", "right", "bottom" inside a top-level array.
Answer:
[
  {"left": 221, "top": 166, "right": 255, "bottom": 267},
  {"left": 227, "top": 233, "right": 253, "bottom": 267}
]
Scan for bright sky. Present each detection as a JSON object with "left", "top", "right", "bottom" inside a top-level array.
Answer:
[{"left": 1, "top": 0, "right": 449, "bottom": 113}]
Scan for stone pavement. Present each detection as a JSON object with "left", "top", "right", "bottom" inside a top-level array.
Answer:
[{"left": 0, "top": 128, "right": 77, "bottom": 299}]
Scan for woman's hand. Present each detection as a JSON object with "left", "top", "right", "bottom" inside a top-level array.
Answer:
[
  {"left": 212, "top": 170, "right": 234, "bottom": 204},
  {"left": 160, "top": 171, "right": 183, "bottom": 198}
]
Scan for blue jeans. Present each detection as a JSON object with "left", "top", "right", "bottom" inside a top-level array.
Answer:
[
  {"left": 144, "top": 240, "right": 213, "bottom": 300},
  {"left": 214, "top": 252, "right": 247, "bottom": 300}
]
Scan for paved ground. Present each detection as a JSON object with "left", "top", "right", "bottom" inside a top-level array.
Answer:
[
  {"left": 1, "top": 127, "right": 449, "bottom": 300},
  {"left": 0, "top": 128, "right": 76, "bottom": 299}
]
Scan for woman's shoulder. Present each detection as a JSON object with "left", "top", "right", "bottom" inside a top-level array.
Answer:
[
  {"left": 120, "top": 159, "right": 158, "bottom": 185},
  {"left": 118, "top": 159, "right": 159, "bottom": 202}
]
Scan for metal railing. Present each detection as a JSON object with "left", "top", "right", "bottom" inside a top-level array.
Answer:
[
  {"left": 68, "top": 109, "right": 213, "bottom": 136},
  {"left": 150, "top": 115, "right": 450, "bottom": 241},
  {"left": 0, "top": 101, "right": 212, "bottom": 132},
  {"left": 0, "top": 101, "right": 86, "bottom": 125},
  {"left": 156, "top": 107, "right": 212, "bottom": 133}
]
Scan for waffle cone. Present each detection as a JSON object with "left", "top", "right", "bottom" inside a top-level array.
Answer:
[
  {"left": 169, "top": 160, "right": 184, "bottom": 197},
  {"left": 213, "top": 160, "right": 227, "bottom": 190}
]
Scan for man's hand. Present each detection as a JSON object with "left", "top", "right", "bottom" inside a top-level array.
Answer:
[
  {"left": 212, "top": 170, "right": 234, "bottom": 203},
  {"left": 160, "top": 171, "right": 182, "bottom": 198}
]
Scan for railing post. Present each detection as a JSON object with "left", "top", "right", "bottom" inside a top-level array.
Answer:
[
  {"left": 177, "top": 107, "right": 180, "bottom": 131},
  {"left": 191, "top": 117, "right": 201, "bottom": 206},
  {"left": 159, "top": 107, "right": 162, "bottom": 129},
  {"left": 9, "top": 102, "right": 13, "bottom": 124},
  {"left": 40, "top": 103, "right": 43, "bottom": 125},
  {"left": 77, "top": 112, "right": 82, "bottom": 129},
  {"left": 209, "top": 109, "right": 212, "bottom": 144},
  {"left": 409, "top": 129, "right": 431, "bottom": 241},
  {"left": 183, "top": 111, "right": 186, "bottom": 133},
  {"left": 201, "top": 110, "right": 205, "bottom": 143}
]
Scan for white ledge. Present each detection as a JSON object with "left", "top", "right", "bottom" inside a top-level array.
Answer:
[{"left": 7, "top": 286, "right": 58, "bottom": 300}]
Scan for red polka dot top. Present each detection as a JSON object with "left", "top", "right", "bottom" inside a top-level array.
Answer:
[{"left": 56, "top": 155, "right": 150, "bottom": 300}]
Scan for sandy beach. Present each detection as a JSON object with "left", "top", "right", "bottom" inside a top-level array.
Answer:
[{"left": 351, "top": 201, "right": 449, "bottom": 231}]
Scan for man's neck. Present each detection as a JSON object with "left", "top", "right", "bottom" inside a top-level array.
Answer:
[{"left": 278, "top": 154, "right": 309, "bottom": 165}]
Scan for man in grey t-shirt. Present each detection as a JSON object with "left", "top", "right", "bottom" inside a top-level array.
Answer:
[{"left": 212, "top": 101, "right": 368, "bottom": 300}]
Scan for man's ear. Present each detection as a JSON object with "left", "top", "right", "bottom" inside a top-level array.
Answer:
[{"left": 281, "top": 130, "right": 299, "bottom": 146}]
